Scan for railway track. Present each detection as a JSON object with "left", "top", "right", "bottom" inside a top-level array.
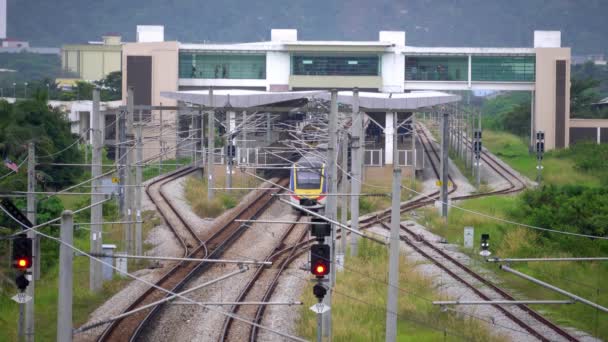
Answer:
[
  {"left": 97, "top": 165, "right": 290, "bottom": 342},
  {"left": 360, "top": 122, "right": 577, "bottom": 341},
  {"left": 378, "top": 221, "right": 577, "bottom": 341},
  {"left": 219, "top": 214, "right": 311, "bottom": 342}
]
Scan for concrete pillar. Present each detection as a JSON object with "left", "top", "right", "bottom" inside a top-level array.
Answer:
[{"left": 385, "top": 112, "right": 395, "bottom": 165}]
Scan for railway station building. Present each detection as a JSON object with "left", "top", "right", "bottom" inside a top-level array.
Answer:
[{"left": 121, "top": 27, "right": 589, "bottom": 163}]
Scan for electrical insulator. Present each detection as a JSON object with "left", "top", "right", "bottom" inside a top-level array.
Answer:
[
  {"left": 12, "top": 234, "right": 32, "bottom": 270},
  {"left": 310, "top": 244, "right": 330, "bottom": 278}
]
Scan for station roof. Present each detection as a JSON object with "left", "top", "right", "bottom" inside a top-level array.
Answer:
[
  {"left": 161, "top": 89, "right": 460, "bottom": 110},
  {"left": 402, "top": 46, "right": 536, "bottom": 56},
  {"left": 318, "top": 91, "right": 461, "bottom": 110},
  {"left": 160, "top": 89, "right": 325, "bottom": 108}
]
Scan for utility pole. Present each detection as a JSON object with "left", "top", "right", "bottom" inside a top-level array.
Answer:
[
  {"left": 226, "top": 111, "right": 235, "bottom": 191},
  {"left": 350, "top": 88, "right": 361, "bottom": 257},
  {"left": 411, "top": 113, "right": 417, "bottom": 189},
  {"left": 207, "top": 89, "right": 215, "bottom": 201},
  {"left": 159, "top": 104, "right": 163, "bottom": 175},
  {"left": 57, "top": 210, "right": 73, "bottom": 342},
  {"left": 25, "top": 142, "right": 36, "bottom": 342},
  {"left": 469, "top": 111, "right": 474, "bottom": 174},
  {"left": 124, "top": 87, "right": 134, "bottom": 254},
  {"left": 477, "top": 110, "right": 482, "bottom": 189},
  {"left": 457, "top": 110, "right": 461, "bottom": 157},
  {"left": 196, "top": 108, "right": 203, "bottom": 168},
  {"left": 323, "top": 89, "right": 339, "bottom": 339},
  {"left": 385, "top": 111, "right": 402, "bottom": 342},
  {"left": 90, "top": 89, "right": 103, "bottom": 292},
  {"left": 440, "top": 112, "right": 449, "bottom": 219},
  {"left": 118, "top": 109, "right": 126, "bottom": 215},
  {"left": 241, "top": 111, "right": 247, "bottom": 165},
  {"left": 135, "top": 123, "right": 143, "bottom": 256},
  {"left": 191, "top": 110, "right": 196, "bottom": 164},
  {"left": 200, "top": 107, "right": 205, "bottom": 167},
  {"left": 339, "top": 131, "right": 348, "bottom": 262},
  {"left": 266, "top": 112, "right": 272, "bottom": 143}
]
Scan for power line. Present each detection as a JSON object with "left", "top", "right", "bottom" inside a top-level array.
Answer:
[{"left": 0, "top": 205, "right": 307, "bottom": 342}]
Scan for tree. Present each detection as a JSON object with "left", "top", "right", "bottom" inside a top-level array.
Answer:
[
  {"left": 570, "top": 77, "right": 601, "bottom": 117},
  {"left": 0, "top": 97, "right": 83, "bottom": 191},
  {"left": 95, "top": 71, "right": 122, "bottom": 101}
]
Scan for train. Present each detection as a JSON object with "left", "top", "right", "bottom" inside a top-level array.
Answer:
[{"left": 289, "top": 154, "right": 328, "bottom": 210}]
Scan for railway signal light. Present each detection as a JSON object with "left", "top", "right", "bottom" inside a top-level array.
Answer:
[
  {"left": 310, "top": 244, "right": 330, "bottom": 278},
  {"left": 313, "top": 283, "right": 327, "bottom": 301},
  {"left": 311, "top": 217, "right": 330, "bottom": 241},
  {"left": 536, "top": 142, "right": 545, "bottom": 155},
  {"left": 225, "top": 144, "right": 236, "bottom": 158},
  {"left": 536, "top": 131, "right": 545, "bottom": 141},
  {"left": 474, "top": 130, "right": 482, "bottom": 139},
  {"left": 535, "top": 131, "right": 545, "bottom": 181},
  {"left": 12, "top": 234, "right": 32, "bottom": 270},
  {"left": 479, "top": 233, "right": 491, "bottom": 256},
  {"left": 15, "top": 273, "right": 29, "bottom": 292},
  {"left": 474, "top": 141, "right": 482, "bottom": 153}
]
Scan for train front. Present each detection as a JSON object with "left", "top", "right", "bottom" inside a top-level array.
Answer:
[{"left": 289, "top": 160, "right": 327, "bottom": 211}]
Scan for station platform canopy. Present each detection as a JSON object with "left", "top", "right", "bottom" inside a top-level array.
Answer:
[
  {"left": 160, "top": 89, "right": 460, "bottom": 110},
  {"left": 317, "top": 91, "right": 461, "bottom": 111},
  {"left": 160, "top": 89, "right": 325, "bottom": 108}
]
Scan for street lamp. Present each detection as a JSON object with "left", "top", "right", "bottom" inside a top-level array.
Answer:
[
  {"left": 46, "top": 83, "right": 50, "bottom": 100},
  {"left": 24, "top": 82, "right": 28, "bottom": 98},
  {"left": 13, "top": 82, "right": 16, "bottom": 98}
]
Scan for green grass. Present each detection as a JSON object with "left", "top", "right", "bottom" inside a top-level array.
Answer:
[
  {"left": 143, "top": 157, "right": 193, "bottom": 181},
  {"left": 184, "top": 172, "right": 260, "bottom": 218},
  {"left": 296, "top": 238, "right": 508, "bottom": 342},
  {"left": 416, "top": 196, "right": 608, "bottom": 339},
  {"left": 483, "top": 130, "right": 601, "bottom": 186},
  {"left": 359, "top": 174, "right": 421, "bottom": 215}
]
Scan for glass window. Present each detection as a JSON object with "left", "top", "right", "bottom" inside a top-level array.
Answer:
[
  {"left": 471, "top": 56, "right": 535, "bottom": 82},
  {"left": 296, "top": 169, "right": 322, "bottom": 189},
  {"left": 405, "top": 57, "right": 468, "bottom": 81},
  {"left": 292, "top": 55, "right": 379, "bottom": 76},
  {"left": 179, "top": 53, "right": 266, "bottom": 79}
]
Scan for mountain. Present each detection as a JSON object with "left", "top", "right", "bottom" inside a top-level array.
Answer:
[{"left": 6, "top": 0, "right": 608, "bottom": 54}]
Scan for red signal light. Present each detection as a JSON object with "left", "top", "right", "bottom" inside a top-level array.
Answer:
[
  {"left": 310, "top": 244, "right": 330, "bottom": 277},
  {"left": 16, "top": 258, "right": 31, "bottom": 269},
  {"left": 315, "top": 264, "right": 326, "bottom": 275},
  {"left": 312, "top": 261, "right": 329, "bottom": 277},
  {"left": 12, "top": 235, "right": 32, "bottom": 270}
]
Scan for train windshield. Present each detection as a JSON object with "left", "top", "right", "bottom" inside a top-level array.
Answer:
[{"left": 296, "top": 168, "right": 322, "bottom": 189}]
